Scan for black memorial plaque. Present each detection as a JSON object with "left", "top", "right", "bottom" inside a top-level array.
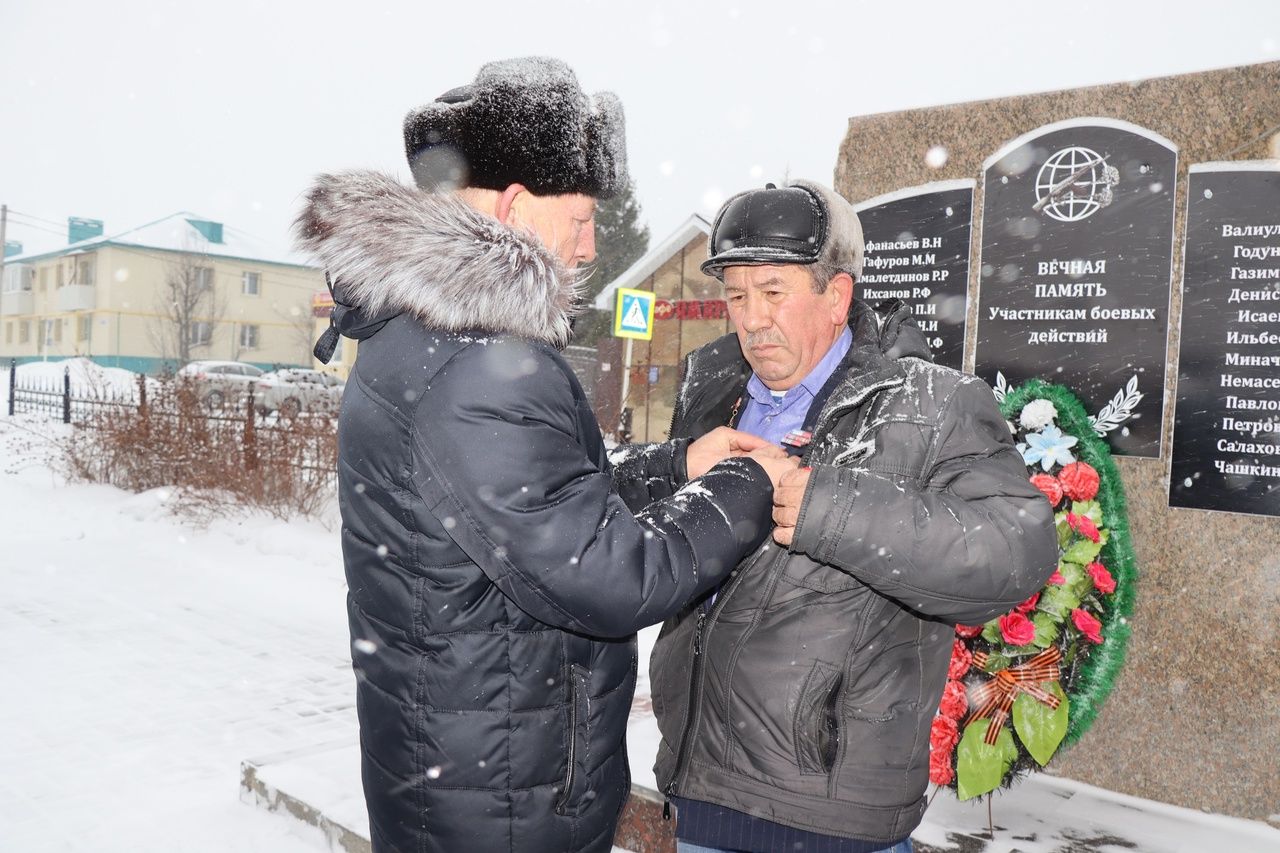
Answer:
[
  {"left": 974, "top": 119, "right": 1178, "bottom": 457},
  {"left": 855, "top": 181, "right": 973, "bottom": 371},
  {"left": 1169, "top": 163, "right": 1280, "bottom": 517}
]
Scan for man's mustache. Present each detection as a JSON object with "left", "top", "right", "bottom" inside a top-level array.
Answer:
[{"left": 745, "top": 330, "right": 786, "bottom": 348}]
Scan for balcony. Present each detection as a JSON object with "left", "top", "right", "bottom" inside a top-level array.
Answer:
[
  {"left": 57, "top": 284, "right": 96, "bottom": 312},
  {"left": 0, "top": 290, "right": 34, "bottom": 315}
]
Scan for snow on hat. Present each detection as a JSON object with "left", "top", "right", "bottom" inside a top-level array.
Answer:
[
  {"left": 403, "top": 56, "right": 627, "bottom": 199},
  {"left": 702, "top": 179, "right": 864, "bottom": 282}
]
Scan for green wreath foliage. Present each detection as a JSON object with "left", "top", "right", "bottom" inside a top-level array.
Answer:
[
  {"left": 998, "top": 380, "right": 1138, "bottom": 746},
  {"left": 931, "top": 379, "right": 1139, "bottom": 798}
]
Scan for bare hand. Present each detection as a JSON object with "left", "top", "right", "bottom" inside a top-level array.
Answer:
[
  {"left": 772, "top": 466, "right": 811, "bottom": 546},
  {"left": 748, "top": 447, "right": 800, "bottom": 492},
  {"left": 686, "top": 427, "right": 783, "bottom": 479}
]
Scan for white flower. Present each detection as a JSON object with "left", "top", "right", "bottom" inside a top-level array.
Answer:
[{"left": 1018, "top": 399, "right": 1059, "bottom": 431}]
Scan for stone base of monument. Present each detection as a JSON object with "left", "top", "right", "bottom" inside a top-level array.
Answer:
[
  {"left": 240, "top": 741, "right": 370, "bottom": 853},
  {"left": 238, "top": 740, "right": 674, "bottom": 853},
  {"left": 612, "top": 784, "right": 675, "bottom": 853},
  {"left": 240, "top": 742, "right": 1280, "bottom": 853}
]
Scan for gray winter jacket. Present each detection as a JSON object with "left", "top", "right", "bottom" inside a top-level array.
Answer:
[
  {"left": 295, "top": 171, "right": 777, "bottom": 853},
  {"left": 649, "top": 301, "right": 1058, "bottom": 844}
]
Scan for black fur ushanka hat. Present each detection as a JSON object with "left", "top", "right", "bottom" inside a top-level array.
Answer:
[{"left": 403, "top": 57, "right": 627, "bottom": 199}]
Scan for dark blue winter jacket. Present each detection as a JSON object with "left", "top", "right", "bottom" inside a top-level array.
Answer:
[{"left": 296, "top": 171, "right": 775, "bottom": 853}]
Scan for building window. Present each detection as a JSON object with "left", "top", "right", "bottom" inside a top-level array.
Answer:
[
  {"left": 51, "top": 319, "right": 63, "bottom": 344},
  {"left": 56, "top": 265, "right": 64, "bottom": 288},
  {"left": 2, "top": 265, "right": 33, "bottom": 292},
  {"left": 18, "top": 321, "right": 30, "bottom": 343},
  {"left": 39, "top": 319, "right": 57, "bottom": 349},
  {"left": 38, "top": 267, "right": 48, "bottom": 293},
  {"left": 188, "top": 322, "right": 212, "bottom": 347},
  {"left": 239, "top": 324, "right": 260, "bottom": 349},
  {"left": 4, "top": 322, "right": 11, "bottom": 344},
  {"left": 242, "top": 271, "right": 260, "bottom": 296},
  {"left": 77, "top": 315, "right": 92, "bottom": 342},
  {"left": 195, "top": 267, "right": 214, "bottom": 291},
  {"left": 74, "top": 256, "right": 96, "bottom": 286}
]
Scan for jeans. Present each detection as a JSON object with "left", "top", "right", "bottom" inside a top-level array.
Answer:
[{"left": 676, "top": 840, "right": 913, "bottom": 853}]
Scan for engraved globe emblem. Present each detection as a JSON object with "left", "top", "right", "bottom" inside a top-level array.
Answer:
[{"left": 1033, "top": 146, "right": 1120, "bottom": 222}]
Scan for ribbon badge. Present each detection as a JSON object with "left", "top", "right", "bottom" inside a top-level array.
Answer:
[{"left": 963, "top": 646, "right": 1062, "bottom": 744}]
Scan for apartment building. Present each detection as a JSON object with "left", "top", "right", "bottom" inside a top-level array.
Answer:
[{"left": 1, "top": 213, "right": 326, "bottom": 374}]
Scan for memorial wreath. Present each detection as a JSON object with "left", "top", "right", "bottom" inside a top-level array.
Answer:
[{"left": 928, "top": 378, "right": 1138, "bottom": 800}]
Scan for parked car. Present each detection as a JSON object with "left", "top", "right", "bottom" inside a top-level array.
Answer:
[
  {"left": 254, "top": 368, "right": 344, "bottom": 417},
  {"left": 176, "top": 360, "right": 265, "bottom": 409}
]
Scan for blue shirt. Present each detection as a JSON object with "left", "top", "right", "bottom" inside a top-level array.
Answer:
[{"left": 735, "top": 326, "right": 853, "bottom": 444}]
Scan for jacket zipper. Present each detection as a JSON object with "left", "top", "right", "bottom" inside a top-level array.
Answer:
[
  {"left": 663, "top": 607, "right": 706, "bottom": 818},
  {"left": 556, "top": 670, "right": 581, "bottom": 815},
  {"left": 821, "top": 674, "right": 844, "bottom": 773},
  {"left": 663, "top": 546, "right": 783, "bottom": 813},
  {"left": 666, "top": 389, "right": 683, "bottom": 444}
]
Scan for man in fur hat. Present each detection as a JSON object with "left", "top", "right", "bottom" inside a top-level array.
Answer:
[{"left": 295, "top": 58, "right": 795, "bottom": 853}]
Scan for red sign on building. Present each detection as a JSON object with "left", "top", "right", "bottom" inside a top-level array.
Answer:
[
  {"left": 312, "top": 291, "right": 334, "bottom": 318},
  {"left": 652, "top": 299, "right": 727, "bottom": 321}
]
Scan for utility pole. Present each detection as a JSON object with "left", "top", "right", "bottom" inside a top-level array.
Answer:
[{"left": 0, "top": 204, "right": 8, "bottom": 284}]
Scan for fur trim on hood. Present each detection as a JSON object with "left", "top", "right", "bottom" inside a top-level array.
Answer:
[{"left": 294, "top": 170, "right": 581, "bottom": 347}]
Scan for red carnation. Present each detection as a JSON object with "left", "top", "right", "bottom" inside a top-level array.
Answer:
[
  {"left": 1072, "top": 608, "right": 1104, "bottom": 644},
  {"left": 1015, "top": 591, "right": 1040, "bottom": 613},
  {"left": 947, "top": 640, "right": 973, "bottom": 680},
  {"left": 1067, "top": 511, "right": 1101, "bottom": 543},
  {"left": 954, "top": 623, "right": 982, "bottom": 639},
  {"left": 1058, "top": 461, "right": 1100, "bottom": 501},
  {"left": 1086, "top": 561, "right": 1116, "bottom": 594},
  {"left": 929, "top": 748, "right": 955, "bottom": 785},
  {"left": 939, "top": 678, "right": 968, "bottom": 720},
  {"left": 1047, "top": 568, "right": 1067, "bottom": 585},
  {"left": 999, "top": 612, "right": 1036, "bottom": 646},
  {"left": 930, "top": 715, "right": 960, "bottom": 753},
  {"left": 1030, "top": 473, "right": 1064, "bottom": 506}
]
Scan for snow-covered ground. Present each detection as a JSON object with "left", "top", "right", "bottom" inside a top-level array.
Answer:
[
  {"left": 0, "top": 410, "right": 641, "bottom": 852},
  {"left": 3, "top": 405, "right": 1278, "bottom": 853},
  {"left": 1, "top": 413, "right": 350, "bottom": 852}
]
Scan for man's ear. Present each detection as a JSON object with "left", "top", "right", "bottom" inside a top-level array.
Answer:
[
  {"left": 495, "top": 184, "right": 528, "bottom": 225},
  {"left": 828, "top": 272, "right": 855, "bottom": 322}
]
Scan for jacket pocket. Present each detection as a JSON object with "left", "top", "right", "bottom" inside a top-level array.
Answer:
[
  {"left": 793, "top": 661, "right": 843, "bottom": 775},
  {"left": 556, "top": 663, "right": 592, "bottom": 816}
]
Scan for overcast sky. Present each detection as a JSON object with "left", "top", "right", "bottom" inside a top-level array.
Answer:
[{"left": 3, "top": 1, "right": 1278, "bottom": 264}]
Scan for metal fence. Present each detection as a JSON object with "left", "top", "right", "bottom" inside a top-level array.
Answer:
[
  {"left": 7, "top": 360, "right": 339, "bottom": 518},
  {"left": 6, "top": 359, "right": 149, "bottom": 423},
  {"left": 5, "top": 359, "right": 335, "bottom": 438}
]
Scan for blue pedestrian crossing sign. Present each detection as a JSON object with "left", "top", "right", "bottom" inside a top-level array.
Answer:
[{"left": 613, "top": 288, "right": 655, "bottom": 340}]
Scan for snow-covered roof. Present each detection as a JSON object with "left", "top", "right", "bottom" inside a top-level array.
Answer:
[
  {"left": 5, "top": 212, "right": 315, "bottom": 269},
  {"left": 592, "top": 214, "right": 712, "bottom": 310}
]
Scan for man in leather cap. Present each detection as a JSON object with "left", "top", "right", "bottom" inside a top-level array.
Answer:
[
  {"left": 648, "top": 180, "right": 1059, "bottom": 852},
  {"left": 295, "top": 58, "right": 796, "bottom": 853}
]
